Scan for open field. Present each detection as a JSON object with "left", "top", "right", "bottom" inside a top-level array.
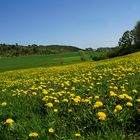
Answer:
[
  {"left": 0, "top": 52, "right": 140, "bottom": 139},
  {"left": 0, "top": 51, "right": 105, "bottom": 72},
  {"left": 0, "top": 52, "right": 82, "bottom": 72},
  {"left": 0, "top": 52, "right": 87, "bottom": 72}
]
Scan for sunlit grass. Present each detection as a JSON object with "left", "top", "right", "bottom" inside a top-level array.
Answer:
[{"left": 0, "top": 52, "right": 140, "bottom": 139}]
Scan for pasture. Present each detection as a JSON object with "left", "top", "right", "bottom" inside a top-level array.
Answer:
[{"left": 0, "top": 52, "right": 140, "bottom": 139}]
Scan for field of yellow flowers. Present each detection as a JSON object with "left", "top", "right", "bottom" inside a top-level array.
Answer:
[{"left": 0, "top": 52, "right": 140, "bottom": 140}]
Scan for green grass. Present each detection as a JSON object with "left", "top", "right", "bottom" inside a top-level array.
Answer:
[
  {"left": 1, "top": 52, "right": 140, "bottom": 139},
  {"left": 0, "top": 52, "right": 140, "bottom": 139},
  {"left": 0, "top": 52, "right": 95, "bottom": 72},
  {"left": 0, "top": 51, "right": 107, "bottom": 73}
]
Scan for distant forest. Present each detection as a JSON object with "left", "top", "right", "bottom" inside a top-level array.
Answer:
[
  {"left": 0, "top": 44, "right": 81, "bottom": 57},
  {"left": 91, "top": 20, "right": 140, "bottom": 60},
  {"left": 0, "top": 20, "right": 140, "bottom": 58}
]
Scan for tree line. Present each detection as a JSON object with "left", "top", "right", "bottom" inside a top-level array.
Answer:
[
  {"left": 0, "top": 44, "right": 81, "bottom": 57},
  {"left": 92, "top": 20, "right": 140, "bottom": 60}
]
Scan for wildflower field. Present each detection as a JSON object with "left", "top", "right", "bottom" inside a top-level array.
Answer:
[{"left": 0, "top": 52, "right": 140, "bottom": 140}]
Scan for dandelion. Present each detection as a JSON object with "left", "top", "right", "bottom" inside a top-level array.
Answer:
[
  {"left": 122, "top": 89, "right": 126, "bottom": 92},
  {"left": 120, "top": 86, "right": 125, "bottom": 89},
  {"left": 137, "top": 108, "right": 140, "bottom": 113},
  {"left": 42, "top": 89, "right": 48, "bottom": 95},
  {"left": 126, "top": 102, "right": 133, "bottom": 107},
  {"left": 54, "top": 109, "right": 58, "bottom": 112},
  {"left": 75, "top": 133, "right": 81, "bottom": 137},
  {"left": 54, "top": 99, "right": 60, "bottom": 103},
  {"left": 29, "top": 132, "right": 39, "bottom": 138},
  {"left": 98, "top": 112, "right": 106, "bottom": 120},
  {"left": 114, "top": 109, "right": 117, "bottom": 113},
  {"left": 73, "top": 97, "right": 80, "bottom": 103},
  {"left": 114, "top": 86, "right": 118, "bottom": 90},
  {"left": 116, "top": 105, "right": 122, "bottom": 110},
  {"left": 12, "top": 93, "right": 17, "bottom": 96},
  {"left": 109, "top": 91, "right": 116, "bottom": 96},
  {"left": 132, "top": 89, "right": 137, "bottom": 93},
  {"left": 125, "top": 95, "right": 133, "bottom": 101},
  {"left": 114, "top": 105, "right": 122, "bottom": 112},
  {"left": 94, "top": 95, "right": 99, "bottom": 99},
  {"left": 4, "top": 118, "right": 14, "bottom": 126},
  {"left": 1, "top": 102, "right": 7, "bottom": 107},
  {"left": 62, "top": 98, "right": 69, "bottom": 103},
  {"left": 48, "top": 128, "right": 55, "bottom": 133},
  {"left": 32, "top": 92, "right": 37, "bottom": 95},
  {"left": 68, "top": 109, "right": 73, "bottom": 113},
  {"left": 118, "top": 94, "right": 125, "bottom": 99},
  {"left": 136, "top": 98, "right": 140, "bottom": 103},
  {"left": 109, "top": 86, "right": 113, "bottom": 89},
  {"left": 45, "top": 102, "right": 53, "bottom": 108},
  {"left": 94, "top": 101, "right": 103, "bottom": 108}
]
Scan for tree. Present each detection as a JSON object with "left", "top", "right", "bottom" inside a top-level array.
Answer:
[
  {"left": 134, "top": 21, "right": 140, "bottom": 45},
  {"left": 85, "top": 48, "right": 95, "bottom": 51},
  {"left": 118, "top": 30, "right": 134, "bottom": 48},
  {"left": 79, "top": 50, "right": 86, "bottom": 61}
]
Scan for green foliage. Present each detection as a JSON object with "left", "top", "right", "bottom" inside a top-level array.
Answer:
[
  {"left": 91, "top": 51, "right": 109, "bottom": 61},
  {"left": 0, "top": 44, "right": 82, "bottom": 57},
  {"left": 92, "top": 55, "right": 107, "bottom": 61},
  {"left": 134, "top": 21, "right": 140, "bottom": 45},
  {"left": 0, "top": 51, "right": 99, "bottom": 72},
  {"left": 79, "top": 50, "right": 86, "bottom": 61},
  {"left": 0, "top": 52, "right": 140, "bottom": 139},
  {"left": 105, "top": 20, "right": 140, "bottom": 59},
  {"left": 118, "top": 30, "right": 134, "bottom": 48}
]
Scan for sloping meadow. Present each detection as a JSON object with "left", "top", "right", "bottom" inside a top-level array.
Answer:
[{"left": 0, "top": 52, "right": 140, "bottom": 139}]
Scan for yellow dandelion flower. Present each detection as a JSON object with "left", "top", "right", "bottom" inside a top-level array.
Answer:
[
  {"left": 73, "top": 97, "right": 80, "bottom": 103},
  {"left": 94, "top": 95, "right": 99, "bottom": 99},
  {"left": 4, "top": 118, "right": 14, "bottom": 126},
  {"left": 98, "top": 112, "right": 106, "bottom": 121},
  {"left": 12, "top": 93, "right": 17, "bottom": 96},
  {"left": 94, "top": 101, "right": 103, "bottom": 108},
  {"left": 118, "top": 94, "right": 125, "bottom": 99},
  {"left": 114, "top": 109, "right": 117, "bottom": 113},
  {"left": 120, "top": 86, "right": 125, "bottom": 89},
  {"left": 62, "top": 98, "right": 69, "bottom": 103},
  {"left": 109, "top": 91, "right": 116, "bottom": 97},
  {"left": 114, "top": 86, "right": 118, "bottom": 90},
  {"left": 132, "top": 89, "right": 137, "bottom": 93},
  {"left": 29, "top": 132, "right": 39, "bottom": 138},
  {"left": 1, "top": 102, "right": 7, "bottom": 107},
  {"left": 136, "top": 99, "right": 140, "bottom": 103},
  {"left": 75, "top": 133, "right": 81, "bottom": 137},
  {"left": 122, "top": 89, "right": 126, "bottom": 92},
  {"left": 54, "top": 109, "right": 58, "bottom": 112},
  {"left": 54, "top": 99, "right": 60, "bottom": 103},
  {"left": 68, "top": 109, "right": 73, "bottom": 113},
  {"left": 137, "top": 108, "right": 140, "bottom": 113},
  {"left": 109, "top": 86, "right": 113, "bottom": 89},
  {"left": 115, "top": 105, "right": 122, "bottom": 111},
  {"left": 45, "top": 102, "right": 53, "bottom": 108},
  {"left": 48, "top": 128, "right": 55, "bottom": 133},
  {"left": 126, "top": 95, "right": 133, "bottom": 101},
  {"left": 32, "top": 92, "right": 37, "bottom": 95},
  {"left": 126, "top": 102, "right": 133, "bottom": 107}
]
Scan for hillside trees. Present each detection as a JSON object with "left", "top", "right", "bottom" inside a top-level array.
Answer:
[
  {"left": 0, "top": 44, "right": 81, "bottom": 57},
  {"left": 118, "top": 30, "right": 134, "bottom": 48},
  {"left": 118, "top": 20, "right": 140, "bottom": 48},
  {"left": 134, "top": 21, "right": 140, "bottom": 45}
]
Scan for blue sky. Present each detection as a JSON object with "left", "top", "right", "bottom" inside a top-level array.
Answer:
[{"left": 0, "top": 0, "right": 140, "bottom": 48}]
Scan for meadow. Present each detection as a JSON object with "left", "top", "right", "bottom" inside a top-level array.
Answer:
[
  {"left": 0, "top": 51, "right": 105, "bottom": 72},
  {"left": 0, "top": 52, "right": 140, "bottom": 139},
  {"left": 0, "top": 52, "right": 81, "bottom": 72}
]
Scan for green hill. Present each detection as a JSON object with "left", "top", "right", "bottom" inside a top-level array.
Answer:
[{"left": 0, "top": 44, "right": 82, "bottom": 57}]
